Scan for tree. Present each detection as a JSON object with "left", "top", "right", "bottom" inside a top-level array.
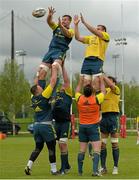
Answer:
[
  {"left": 0, "top": 60, "right": 31, "bottom": 119},
  {"left": 124, "top": 79, "right": 139, "bottom": 117}
]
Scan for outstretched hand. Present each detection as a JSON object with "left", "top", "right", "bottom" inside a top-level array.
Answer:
[
  {"left": 48, "top": 6, "right": 56, "bottom": 16},
  {"left": 73, "top": 15, "right": 80, "bottom": 25}
]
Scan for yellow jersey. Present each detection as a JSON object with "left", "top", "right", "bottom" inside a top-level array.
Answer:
[
  {"left": 83, "top": 32, "right": 110, "bottom": 61},
  {"left": 101, "top": 86, "right": 120, "bottom": 113},
  {"left": 50, "top": 23, "right": 74, "bottom": 37}
]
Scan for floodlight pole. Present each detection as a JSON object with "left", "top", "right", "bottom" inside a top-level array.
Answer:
[
  {"left": 15, "top": 50, "right": 27, "bottom": 119},
  {"left": 15, "top": 50, "right": 27, "bottom": 74},
  {"left": 112, "top": 54, "right": 120, "bottom": 78},
  {"left": 114, "top": 1, "right": 127, "bottom": 116},
  {"left": 11, "top": 10, "right": 15, "bottom": 62},
  {"left": 69, "top": 44, "right": 72, "bottom": 114},
  {"left": 11, "top": 10, "right": 15, "bottom": 135},
  {"left": 121, "top": 1, "right": 125, "bottom": 116}
]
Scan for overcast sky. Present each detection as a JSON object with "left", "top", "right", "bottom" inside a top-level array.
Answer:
[{"left": 0, "top": 0, "right": 139, "bottom": 84}]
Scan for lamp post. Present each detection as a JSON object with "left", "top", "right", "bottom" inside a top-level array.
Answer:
[
  {"left": 112, "top": 54, "right": 120, "bottom": 78},
  {"left": 15, "top": 50, "right": 27, "bottom": 119},
  {"left": 15, "top": 50, "right": 27, "bottom": 74},
  {"left": 114, "top": 38, "right": 127, "bottom": 115}
]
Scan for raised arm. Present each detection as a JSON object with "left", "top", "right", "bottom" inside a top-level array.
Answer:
[
  {"left": 80, "top": 13, "right": 104, "bottom": 39},
  {"left": 95, "top": 76, "right": 106, "bottom": 105},
  {"left": 103, "top": 75, "right": 116, "bottom": 92},
  {"left": 47, "top": 6, "right": 56, "bottom": 27},
  {"left": 75, "top": 76, "right": 84, "bottom": 93},
  {"left": 42, "top": 64, "right": 58, "bottom": 99},
  {"left": 62, "top": 65, "right": 70, "bottom": 88},
  {"left": 99, "top": 75, "right": 106, "bottom": 95},
  {"left": 73, "top": 15, "right": 85, "bottom": 43}
]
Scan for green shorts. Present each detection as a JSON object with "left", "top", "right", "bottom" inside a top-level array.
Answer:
[
  {"left": 79, "top": 124, "right": 100, "bottom": 142},
  {"left": 33, "top": 123, "right": 56, "bottom": 143},
  {"left": 54, "top": 121, "right": 70, "bottom": 140},
  {"left": 100, "top": 112, "right": 119, "bottom": 134}
]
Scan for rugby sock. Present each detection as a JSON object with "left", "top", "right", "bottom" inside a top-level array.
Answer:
[
  {"left": 112, "top": 147, "right": 119, "bottom": 167},
  {"left": 27, "top": 160, "right": 33, "bottom": 169},
  {"left": 100, "top": 148, "right": 107, "bottom": 168},
  {"left": 93, "top": 152, "right": 100, "bottom": 173},
  {"left": 88, "top": 143, "right": 93, "bottom": 156},
  {"left": 50, "top": 162, "right": 57, "bottom": 173},
  {"left": 65, "top": 151, "right": 70, "bottom": 169},
  {"left": 77, "top": 152, "right": 85, "bottom": 174},
  {"left": 61, "top": 152, "right": 68, "bottom": 171}
]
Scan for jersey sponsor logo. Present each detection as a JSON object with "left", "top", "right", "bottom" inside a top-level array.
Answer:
[{"left": 35, "top": 106, "right": 42, "bottom": 112}]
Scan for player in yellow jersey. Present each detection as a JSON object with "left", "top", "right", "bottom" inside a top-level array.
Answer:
[
  {"left": 73, "top": 14, "right": 110, "bottom": 89},
  {"left": 100, "top": 75, "right": 120, "bottom": 175}
]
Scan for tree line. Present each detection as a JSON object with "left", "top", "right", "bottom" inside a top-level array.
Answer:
[{"left": 0, "top": 60, "right": 138, "bottom": 121}]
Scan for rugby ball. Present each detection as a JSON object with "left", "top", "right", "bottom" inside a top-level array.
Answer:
[{"left": 32, "top": 8, "right": 46, "bottom": 18}]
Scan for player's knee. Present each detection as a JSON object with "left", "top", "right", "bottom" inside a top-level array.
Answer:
[
  {"left": 39, "top": 64, "right": 49, "bottom": 72},
  {"left": 111, "top": 137, "right": 119, "bottom": 143},
  {"left": 92, "top": 75, "right": 101, "bottom": 91},
  {"left": 46, "top": 140, "right": 56, "bottom": 153},
  {"left": 59, "top": 138, "right": 68, "bottom": 144},
  {"left": 83, "top": 74, "right": 91, "bottom": 86},
  {"left": 33, "top": 148, "right": 41, "bottom": 155},
  {"left": 37, "top": 64, "right": 49, "bottom": 79},
  {"left": 34, "top": 142, "right": 44, "bottom": 153},
  {"left": 93, "top": 151, "right": 100, "bottom": 156},
  {"left": 92, "top": 73, "right": 102, "bottom": 80},
  {"left": 59, "top": 138, "right": 68, "bottom": 151},
  {"left": 111, "top": 138, "right": 119, "bottom": 148},
  {"left": 101, "top": 138, "right": 107, "bottom": 149},
  {"left": 52, "top": 61, "right": 61, "bottom": 70}
]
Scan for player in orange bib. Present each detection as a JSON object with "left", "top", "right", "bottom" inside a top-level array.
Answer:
[{"left": 75, "top": 76, "right": 106, "bottom": 176}]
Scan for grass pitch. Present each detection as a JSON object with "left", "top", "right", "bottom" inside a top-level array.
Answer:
[{"left": 0, "top": 134, "right": 139, "bottom": 179}]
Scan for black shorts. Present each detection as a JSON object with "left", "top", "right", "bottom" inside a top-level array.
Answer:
[{"left": 100, "top": 112, "right": 119, "bottom": 134}]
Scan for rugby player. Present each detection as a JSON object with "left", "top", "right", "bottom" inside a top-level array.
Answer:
[
  {"left": 75, "top": 76, "right": 105, "bottom": 176},
  {"left": 52, "top": 66, "right": 72, "bottom": 174},
  {"left": 25, "top": 65, "right": 59, "bottom": 176},
  {"left": 35, "top": 6, "right": 74, "bottom": 87},
  {"left": 100, "top": 75, "right": 120, "bottom": 175},
  {"left": 73, "top": 14, "right": 110, "bottom": 90}
]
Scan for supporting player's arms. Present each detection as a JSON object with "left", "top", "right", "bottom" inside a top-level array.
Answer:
[
  {"left": 75, "top": 76, "right": 83, "bottom": 93},
  {"left": 42, "top": 64, "right": 58, "bottom": 99},
  {"left": 75, "top": 76, "right": 84, "bottom": 101},
  {"left": 103, "top": 75, "right": 120, "bottom": 95},
  {"left": 96, "top": 76, "right": 106, "bottom": 104},
  {"left": 62, "top": 65, "right": 70, "bottom": 88}
]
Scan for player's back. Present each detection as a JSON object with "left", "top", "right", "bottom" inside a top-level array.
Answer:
[{"left": 77, "top": 95, "right": 100, "bottom": 125}]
